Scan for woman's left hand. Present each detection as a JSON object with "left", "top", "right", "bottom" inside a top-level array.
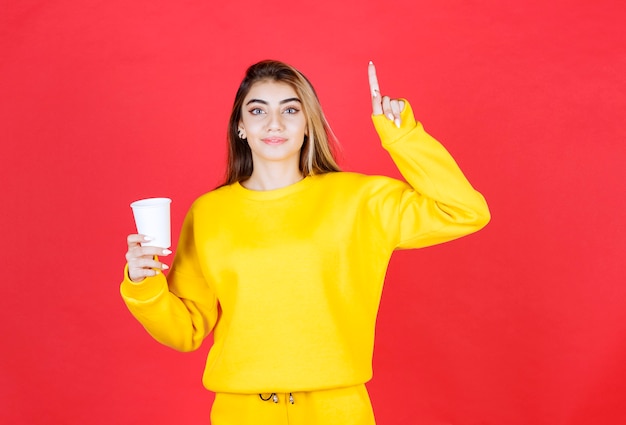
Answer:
[{"left": 369, "top": 61, "right": 405, "bottom": 128}]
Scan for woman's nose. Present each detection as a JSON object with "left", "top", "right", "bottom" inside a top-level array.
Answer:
[{"left": 266, "top": 110, "right": 283, "bottom": 131}]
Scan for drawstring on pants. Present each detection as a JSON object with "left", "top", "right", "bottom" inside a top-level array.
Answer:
[{"left": 259, "top": 393, "right": 295, "bottom": 404}]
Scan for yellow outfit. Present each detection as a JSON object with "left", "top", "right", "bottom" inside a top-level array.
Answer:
[{"left": 121, "top": 101, "right": 490, "bottom": 423}]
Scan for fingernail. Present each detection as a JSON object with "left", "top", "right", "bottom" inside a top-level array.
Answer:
[
  {"left": 144, "top": 236, "right": 153, "bottom": 241},
  {"left": 395, "top": 118, "right": 401, "bottom": 128},
  {"left": 162, "top": 249, "right": 172, "bottom": 255},
  {"left": 387, "top": 113, "right": 394, "bottom": 121},
  {"left": 162, "top": 264, "right": 169, "bottom": 270},
  {"left": 369, "top": 60, "right": 373, "bottom": 65}
]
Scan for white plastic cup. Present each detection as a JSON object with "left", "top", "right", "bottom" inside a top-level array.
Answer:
[{"left": 130, "top": 197, "right": 172, "bottom": 248}]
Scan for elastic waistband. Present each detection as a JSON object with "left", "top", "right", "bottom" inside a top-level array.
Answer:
[{"left": 259, "top": 392, "right": 295, "bottom": 404}]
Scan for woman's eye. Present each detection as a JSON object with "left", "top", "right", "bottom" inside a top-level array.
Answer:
[
  {"left": 250, "top": 108, "right": 265, "bottom": 115},
  {"left": 284, "top": 107, "right": 299, "bottom": 114}
]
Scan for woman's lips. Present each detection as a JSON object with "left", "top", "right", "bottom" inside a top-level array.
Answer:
[{"left": 261, "top": 137, "right": 287, "bottom": 145}]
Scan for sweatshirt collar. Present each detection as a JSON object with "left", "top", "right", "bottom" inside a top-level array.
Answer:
[{"left": 231, "top": 175, "right": 315, "bottom": 200}]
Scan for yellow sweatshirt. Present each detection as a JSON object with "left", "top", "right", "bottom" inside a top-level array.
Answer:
[{"left": 120, "top": 101, "right": 490, "bottom": 393}]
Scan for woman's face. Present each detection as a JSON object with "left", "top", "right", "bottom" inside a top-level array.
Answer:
[{"left": 238, "top": 80, "right": 307, "bottom": 170}]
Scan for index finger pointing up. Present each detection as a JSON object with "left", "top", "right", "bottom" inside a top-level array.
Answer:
[
  {"left": 368, "top": 61, "right": 380, "bottom": 98},
  {"left": 369, "top": 61, "right": 383, "bottom": 115}
]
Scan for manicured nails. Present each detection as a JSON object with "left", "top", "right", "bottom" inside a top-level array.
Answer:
[
  {"left": 162, "top": 264, "right": 169, "bottom": 270},
  {"left": 162, "top": 249, "right": 172, "bottom": 255},
  {"left": 395, "top": 118, "right": 401, "bottom": 128},
  {"left": 143, "top": 235, "right": 153, "bottom": 241}
]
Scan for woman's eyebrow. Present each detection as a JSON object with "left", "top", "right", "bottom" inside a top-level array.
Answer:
[{"left": 246, "top": 97, "right": 302, "bottom": 106}]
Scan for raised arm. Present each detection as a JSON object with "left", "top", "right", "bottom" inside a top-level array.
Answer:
[{"left": 367, "top": 61, "right": 490, "bottom": 249}]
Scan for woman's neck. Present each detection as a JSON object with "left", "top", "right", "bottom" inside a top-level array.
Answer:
[{"left": 242, "top": 164, "right": 304, "bottom": 191}]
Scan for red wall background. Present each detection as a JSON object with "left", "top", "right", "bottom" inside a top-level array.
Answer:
[{"left": 2, "top": 1, "right": 625, "bottom": 424}]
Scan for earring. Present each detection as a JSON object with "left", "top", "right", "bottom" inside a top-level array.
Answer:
[{"left": 238, "top": 130, "right": 246, "bottom": 140}]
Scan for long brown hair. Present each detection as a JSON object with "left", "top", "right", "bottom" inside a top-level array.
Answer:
[{"left": 223, "top": 60, "right": 341, "bottom": 186}]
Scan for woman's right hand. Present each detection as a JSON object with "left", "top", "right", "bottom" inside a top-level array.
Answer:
[{"left": 125, "top": 234, "right": 172, "bottom": 283}]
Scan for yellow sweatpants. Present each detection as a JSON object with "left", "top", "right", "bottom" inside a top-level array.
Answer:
[{"left": 210, "top": 384, "right": 376, "bottom": 425}]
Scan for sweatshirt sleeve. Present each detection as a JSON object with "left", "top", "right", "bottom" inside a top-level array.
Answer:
[
  {"left": 371, "top": 100, "right": 490, "bottom": 249},
  {"left": 120, "top": 205, "right": 218, "bottom": 352}
]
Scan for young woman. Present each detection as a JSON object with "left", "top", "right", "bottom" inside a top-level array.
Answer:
[{"left": 122, "top": 60, "right": 490, "bottom": 424}]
